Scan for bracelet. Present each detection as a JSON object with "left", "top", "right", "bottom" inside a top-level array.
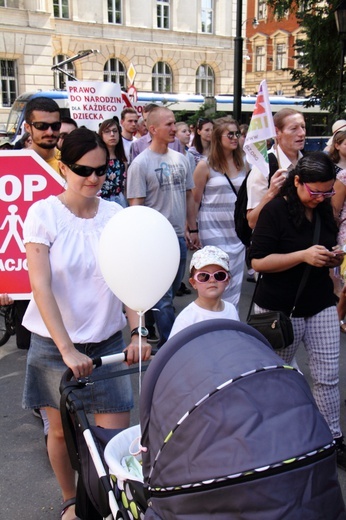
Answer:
[{"left": 189, "top": 229, "right": 199, "bottom": 233}]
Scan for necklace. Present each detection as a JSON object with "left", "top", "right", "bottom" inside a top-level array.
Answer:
[{"left": 62, "top": 193, "right": 99, "bottom": 219}]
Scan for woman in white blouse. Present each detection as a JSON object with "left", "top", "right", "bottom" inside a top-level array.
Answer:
[{"left": 22, "top": 127, "right": 151, "bottom": 520}]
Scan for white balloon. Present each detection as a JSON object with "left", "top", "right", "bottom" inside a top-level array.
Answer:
[{"left": 99, "top": 206, "right": 180, "bottom": 312}]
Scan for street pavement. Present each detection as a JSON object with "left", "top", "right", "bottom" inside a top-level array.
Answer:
[{"left": 1, "top": 267, "right": 346, "bottom": 519}]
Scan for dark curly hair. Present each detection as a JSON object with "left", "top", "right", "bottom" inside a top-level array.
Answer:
[{"left": 280, "top": 151, "right": 338, "bottom": 232}]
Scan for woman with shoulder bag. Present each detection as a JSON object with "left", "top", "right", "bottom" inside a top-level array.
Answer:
[
  {"left": 248, "top": 151, "right": 346, "bottom": 469},
  {"left": 193, "top": 118, "right": 248, "bottom": 309}
]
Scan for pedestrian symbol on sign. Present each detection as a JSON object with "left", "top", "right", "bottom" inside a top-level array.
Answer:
[{"left": 0, "top": 204, "right": 25, "bottom": 253}]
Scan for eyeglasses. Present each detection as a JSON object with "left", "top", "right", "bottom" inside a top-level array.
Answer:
[
  {"left": 58, "top": 132, "right": 69, "bottom": 140},
  {"left": 303, "top": 183, "right": 335, "bottom": 199},
  {"left": 103, "top": 128, "right": 118, "bottom": 135},
  {"left": 193, "top": 270, "right": 229, "bottom": 283},
  {"left": 30, "top": 121, "right": 62, "bottom": 132},
  {"left": 222, "top": 131, "right": 241, "bottom": 139},
  {"left": 66, "top": 163, "right": 107, "bottom": 177}
]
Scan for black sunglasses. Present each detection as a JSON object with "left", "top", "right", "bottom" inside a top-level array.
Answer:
[
  {"left": 66, "top": 163, "right": 107, "bottom": 177},
  {"left": 30, "top": 121, "right": 62, "bottom": 131},
  {"left": 223, "top": 131, "right": 241, "bottom": 139}
]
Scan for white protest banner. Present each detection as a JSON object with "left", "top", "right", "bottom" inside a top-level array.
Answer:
[
  {"left": 66, "top": 81, "right": 123, "bottom": 130},
  {"left": 243, "top": 80, "right": 276, "bottom": 178}
]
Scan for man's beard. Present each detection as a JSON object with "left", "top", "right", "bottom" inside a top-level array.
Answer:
[{"left": 38, "top": 141, "right": 57, "bottom": 150}]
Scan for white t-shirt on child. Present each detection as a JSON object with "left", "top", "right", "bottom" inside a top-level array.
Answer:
[{"left": 169, "top": 300, "right": 239, "bottom": 339}]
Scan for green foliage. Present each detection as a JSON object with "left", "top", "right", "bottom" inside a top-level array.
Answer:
[
  {"left": 266, "top": 0, "right": 346, "bottom": 116},
  {"left": 175, "top": 103, "right": 228, "bottom": 125}
]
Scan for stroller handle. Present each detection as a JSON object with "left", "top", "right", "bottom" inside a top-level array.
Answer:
[{"left": 60, "top": 352, "right": 127, "bottom": 386}]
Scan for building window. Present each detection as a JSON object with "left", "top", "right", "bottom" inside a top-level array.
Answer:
[
  {"left": 255, "top": 46, "right": 265, "bottom": 72},
  {"left": 53, "top": 55, "right": 75, "bottom": 90},
  {"left": 275, "top": 43, "right": 286, "bottom": 70},
  {"left": 201, "top": 0, "right": 213, "bottom": 34},
  {"left": 157, "top": 0, "right": 170, "bottom": 29},
  {"left": 0, "top": 0, "right": 20, "bottom": 6},
  {"left": 152, "top": 61, "right": 172, "bottom": 92},
  {"left": 108, "top": 0, "right": 122, "bottom": 24},
  {"left": 53, "top": 0, "right": 69, "bottom": 18},
  {"left": 103, "top": 58, "right": 126, "bottom": 89},
  {"left": 257, "top": 0, "right": 267, "bottom": 20},
  {"left": 1, "top": 59, "right": 17, "bottom": 107},
  {"left": 195, "top": 64, "right": 214, "bottom": 97}
]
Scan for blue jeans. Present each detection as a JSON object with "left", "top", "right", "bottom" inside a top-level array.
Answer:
[{"left": 154, "top": 237, "right": 187, "bottom": 348}]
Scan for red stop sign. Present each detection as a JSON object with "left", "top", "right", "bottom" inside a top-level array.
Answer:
[{"left": 0, "top": 150, "right": 65, "bottom": 298}]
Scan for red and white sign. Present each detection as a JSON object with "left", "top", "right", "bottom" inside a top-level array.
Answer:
[
  {"left": 0, "top": 150, "right": 65, "bottom": 298},
  {"left": 66, "top": 81, "right": 124, "bottom": 131},
  {"left": 127, "top": 85, "right": 138, "bottom": 103},
  {"left": 122, "top": 91, "right": 145, "bottom": 117}
]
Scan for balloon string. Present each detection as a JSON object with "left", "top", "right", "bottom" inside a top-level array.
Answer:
[{"left": 137, "top": 311, "right": 143, "bottom": 394}]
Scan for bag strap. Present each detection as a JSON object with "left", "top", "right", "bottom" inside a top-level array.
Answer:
[
  {"left": 247, "top": 212, "right": 321, "bottom": 320},
  {"left": 224, "top": 173, "right": 238, "bottom": 197}
]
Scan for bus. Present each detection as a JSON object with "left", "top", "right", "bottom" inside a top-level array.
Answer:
[
  {"left": 5, "top": 89, "right": 331, "bottom": 150},
  {"left": 5, "top": 90, "right": 205, "bottom": 143}
]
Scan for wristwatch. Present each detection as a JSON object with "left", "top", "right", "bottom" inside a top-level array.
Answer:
[{"left": 130, "top": 326, "right": 149, "bottom": 338}]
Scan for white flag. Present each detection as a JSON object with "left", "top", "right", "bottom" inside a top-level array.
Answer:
[{"left": 243, "top": 80, "right": 276, "bottom": 178}]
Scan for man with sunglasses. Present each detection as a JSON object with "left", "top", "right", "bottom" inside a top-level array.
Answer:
[{"left": 24, "top": 96, "right": 62, "bottom": 174}]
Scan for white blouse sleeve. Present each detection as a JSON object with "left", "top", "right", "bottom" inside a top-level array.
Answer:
[{"left": 23, "top": 198, "right": 57, "bottom": 247}]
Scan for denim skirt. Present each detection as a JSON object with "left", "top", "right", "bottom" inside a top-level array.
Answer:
[{"left": 22, "top": 331, "right": 134, "bottom": 413}]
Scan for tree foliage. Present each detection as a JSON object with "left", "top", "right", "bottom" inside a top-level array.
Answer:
[{"left": 266, "top": 0, "right": 346, "bottom": 116}]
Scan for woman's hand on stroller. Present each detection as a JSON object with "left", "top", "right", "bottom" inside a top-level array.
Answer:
[
  {"left": 124, "top": 338, "right": 151, "bottom": 366},
  {"left": 62, "top": 347, "right": 94, "bottom": 379}
]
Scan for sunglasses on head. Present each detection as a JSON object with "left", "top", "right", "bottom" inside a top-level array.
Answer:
[
  {"left": 30, "top": 121, "right": 62, "bottom": 131},
  {"left": 66, "top": 163, "right": 107, "bottom": 177},
  {"left": 303, "top": 183, "right": 335, "bottom": 199},
  {"left": 193, "top": 270, "right": 229, "bottom": 283},
  {"left": 197, "top": 117, "right": 211, "bottom": 129},
  {"left": 222, "top": 131, "right": 241, "bottom": 139}
]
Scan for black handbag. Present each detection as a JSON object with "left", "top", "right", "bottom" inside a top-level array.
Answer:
[
  {"left": 247, "top": 310, "right": 294, "bottom": 350},
  {"left": 247, "top": 213, "right": 321, "bottom": 350}
]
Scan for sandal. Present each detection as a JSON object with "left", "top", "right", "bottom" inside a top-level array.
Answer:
[
  {"left": 340, "top": 320, "right": 346, "bottom": 334},
  {"left": 61, "top": 497, "right": 77, "bottom": 519}
]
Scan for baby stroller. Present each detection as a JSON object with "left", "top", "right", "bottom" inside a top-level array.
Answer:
[
  {"left": 139, "top": 319, "right": 346, "bottom": 519},
  {"left": 60, "top": 353, "right": 148, "bottom": 520}
]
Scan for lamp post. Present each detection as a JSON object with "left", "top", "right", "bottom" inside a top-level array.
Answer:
[
  {"left": 335, "top": 0, "right": 346, "bottom": 115},
  {"left": 51, "top": 49, "right": 99, "bottom": 81},
  {"left": 233, "top": 5, "right": 259, "bottom": 123}
]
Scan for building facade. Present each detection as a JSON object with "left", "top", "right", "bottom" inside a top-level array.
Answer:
[
  {"left": 244, "top": 0, "right": 304, "bottom": 97},
  {"left": 0, "top": 0, "right": 253, "bottom": 126}
]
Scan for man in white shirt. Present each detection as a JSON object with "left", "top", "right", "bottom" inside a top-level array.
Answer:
[
  {"left": 120, "top": 107, "right": 138, "bottom": 161},
  {"left": 246, "top": 108, "right": 306, "bottom": 230}
]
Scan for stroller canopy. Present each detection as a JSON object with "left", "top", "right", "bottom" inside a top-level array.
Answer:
[{"left": 140, "top": 319, "right": 345, "bottom": 519}]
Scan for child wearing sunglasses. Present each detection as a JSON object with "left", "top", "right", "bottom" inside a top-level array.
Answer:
[{"left": 169, "top": 246, "right": 239, "bottom": 338}]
